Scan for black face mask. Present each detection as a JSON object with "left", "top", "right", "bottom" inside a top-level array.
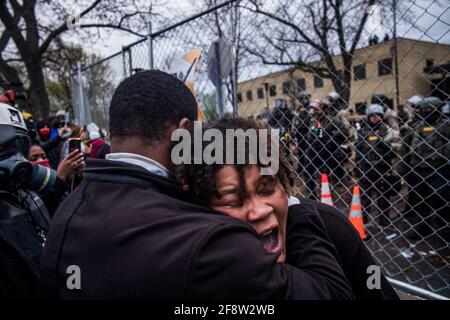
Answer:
[
  {"left": 419, "top": 110, "right": 440, "bottom": 123},
  {"left": 0, "top": 152, "right": 56, "bottom": 193}
]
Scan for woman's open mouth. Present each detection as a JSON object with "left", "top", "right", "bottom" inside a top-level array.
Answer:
[{"left": 260, "top": 227, "right": 282, "bottom": 255}]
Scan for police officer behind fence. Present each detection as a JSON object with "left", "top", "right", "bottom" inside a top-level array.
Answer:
[
  {"left": 0, "top": 103, "right": 53, "bottom": 298},
  {"left": 303, "top": 99, "right": 350, "bottom": 200},
  {"left": 355, "top": 104, "right": 401, "bottom": 227},
  {"left": 371, "top": 92, "right": 400, "bottom": 132},
  {"left": 398, "top": 96, "right": 450, "bottom": 241}
]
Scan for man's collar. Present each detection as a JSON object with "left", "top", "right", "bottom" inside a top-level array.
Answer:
[{"left": 105, "top": 152, "right": 169, "bottom": 178}]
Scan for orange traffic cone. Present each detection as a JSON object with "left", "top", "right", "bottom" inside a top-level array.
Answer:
[
  {"left": 320, "top": 172, "right": 333, "bottom": 206},
  {"left": 349, "top": 184, "right": 367, "bottom": 240}
]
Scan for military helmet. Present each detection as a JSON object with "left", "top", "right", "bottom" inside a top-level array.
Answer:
[
  {"left": 417, "top": 96, "right": 443, "bottom": 110},
  {"left": 371, "top": 92, "right": 389, "bottom": 105},
  {"left": 327, "top": 92, "right": 340, "bottom": 103},
  {"left": 366, "top": 104, "right": 384, "bottom": 117},
  {"left": 0, "top": 103, "right": 30, "bottom": 157},
  {"left": 309, "top": 99, "right": 322, "bottom": 110},
  {"left": 297, "top": 91, "right": 311, "bottom": 100},
  {"left": 407, "top": 95, "right": 424, "bottom": 108}
]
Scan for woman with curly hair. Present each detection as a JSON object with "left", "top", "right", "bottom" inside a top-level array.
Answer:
[
  {"left": 172, "top": 117, "right": 293, "bottom": 262},
  {"left": 172, "top": 117, "right": 399, "bottom": 300}
]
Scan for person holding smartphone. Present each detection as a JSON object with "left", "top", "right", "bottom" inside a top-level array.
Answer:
[{"left": 28, "top": 144, "right": 85, "bottom": 216}]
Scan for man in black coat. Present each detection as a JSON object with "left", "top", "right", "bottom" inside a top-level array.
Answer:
[{"left": 40, "top": 70, "right": 353, "bottom": 299}]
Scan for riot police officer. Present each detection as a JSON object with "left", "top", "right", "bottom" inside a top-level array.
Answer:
[
  {"left": 303, "top": 99, "right": 350, "bottom": 200},
  {"left": 371, "top": 92, "right": 400, "bottom": 131},
  {"left": 355, "top": 104, "right": 401, "bottom": 226},
  {"left": 398, "top": 97, "right": 450, "bottom": 240}
]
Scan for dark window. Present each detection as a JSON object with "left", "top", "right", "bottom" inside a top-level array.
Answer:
[
  {"left": 378, "top": 58, "right": 392, "bottom": 76},
  {"left": 246, "top": 90, "right": 253, "bottom": 101},
  {"left": 314, "top": 75, "right": 323, "bottom": 88},
  {"left": 237, "top": 92, "right": 242, "bottom": 103},
  {"left": 355, "top": 102, "right": 367, "bottom": 115},
  {"left": 297, "top": 78, "right": 306, "bottom": 91},
  {"left": 269, "top": 85, "right": 276, "bottom": 96},
  {"left": 353, "top": 64, "right": 366, "bottom": 80},
  {"left": 282, "top": 81, "right": 291, "bottom": 94},
  {"left": 257, "top": 88, "right": 264, "bottom": 99}
]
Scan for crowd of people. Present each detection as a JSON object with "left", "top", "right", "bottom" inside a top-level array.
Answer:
[
  {"left": 261, "top": 91, "right": 449, "bottom": 240},
  {"left": 0, "top": 69, "right": 445, "bottom": 300}
]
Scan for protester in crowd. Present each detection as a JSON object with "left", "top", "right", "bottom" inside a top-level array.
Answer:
[
  {"left": 81, "top": 123, "right": 111, "bottom": 159},
  {"left": 40, "top": 70, "right": 353, "bottom": 300},
  {"left": 59, "top": 125, "right": 82, "bottom": 161},
  {"left": 172, "top": 117, "right": 399, "bottom": 300},
  {"left": 28, "top": 144, "right": 85, "bottom": 216},
  {"left": 355, "top": 104, "right": 401, "bottom": 227},
  {"left": 0, "top": 103, "right": 51, "bottom": 298},
  {"left": 36, "top": 120, "right": 70, "bottom": 170}
]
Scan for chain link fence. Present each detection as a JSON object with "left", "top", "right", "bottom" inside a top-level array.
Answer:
[{"left": 71, "top": 0, "right": 450, "bottom": 299}]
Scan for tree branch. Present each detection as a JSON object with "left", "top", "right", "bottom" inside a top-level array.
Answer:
[{"left": 39, "top": 0, "right": 101, "bottom": 57}]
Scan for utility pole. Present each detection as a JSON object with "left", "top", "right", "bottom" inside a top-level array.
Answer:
[{"left": 392, "top": 0, "right": 400, "bottom": 110}]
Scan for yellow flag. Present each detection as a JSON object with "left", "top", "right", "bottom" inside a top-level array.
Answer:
[{"left": 169, "top": 49, "right": 205, "bottom": 121}]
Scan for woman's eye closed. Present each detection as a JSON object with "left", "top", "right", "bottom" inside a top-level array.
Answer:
[
  {"left": 225, "top": 200, "right": 242, "bottom": 208},
  {"left": 257, "top": 179, "right": 276, "bottom": 195}
]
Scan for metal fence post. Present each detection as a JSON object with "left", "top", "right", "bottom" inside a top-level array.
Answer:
[
  {"left": 76, "top": 62, "right": 85, "bottom": 125},
  {"left": 215, "top": 40, "right": 224, "bottom": 118},
  {"left": 147, "top": 15, "right": 154, "bottom": 70},
  {"left": 122, "top": 46, "right": 127, "bottom": 78}
]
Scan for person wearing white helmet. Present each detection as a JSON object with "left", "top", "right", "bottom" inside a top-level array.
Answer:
[
  {"left": 0, "top": 103, "right": 53, "bottom": 298},
  {"left": 370, "top": 92, "right": 399, "bottom": 131},
  {"left": 398, "top": 97, "right": 450, "bottom": 240},
  {"left": 355, "top": 104, "right": 401, "bottom": 227},
  {"left": 303, "top": 98, "right": 351, "bottom": 200}
]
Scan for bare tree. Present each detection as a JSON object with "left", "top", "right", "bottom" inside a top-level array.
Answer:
[
  {"left": 0, "top": 0, "right": 164, "bottom": 118},
  {"left": 241, "top": 0, "right": 378, "bottom": 104}
]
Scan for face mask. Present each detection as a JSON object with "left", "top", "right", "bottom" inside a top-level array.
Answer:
[
  {"left": 0, "top": 153, "right": 56, "bottom": 193},
  {"left": 33, "top": 159, "right": 50, "bottom": 168},
  {"left": 39, "top": 127, "right": 50, "bottom": 137}
]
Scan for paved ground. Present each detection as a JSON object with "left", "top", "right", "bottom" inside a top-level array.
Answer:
[{"left": 289, "top": 166, "right": 450, "bottom": 299}]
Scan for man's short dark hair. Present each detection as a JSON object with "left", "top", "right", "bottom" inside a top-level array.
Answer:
[{"left": 109, "top": 70, "right": 197, "bottom": 143}]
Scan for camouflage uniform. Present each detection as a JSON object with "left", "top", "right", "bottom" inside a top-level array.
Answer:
[
  {"left": 356, "top": 104, "right": 401, "bottom": 226},
  {"left": 304, "top": 102, "right": 351, "bottom": 200},
  {"left": 397, "top": 97, "right": 450, "bottom": 240},
  {"left": 371, "top": 92, "right": 400, "bottom": 131}
]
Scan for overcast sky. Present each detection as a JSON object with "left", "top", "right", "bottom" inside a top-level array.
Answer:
[{"left": 73, "top": 0, "right": 449, "bottom": 59}]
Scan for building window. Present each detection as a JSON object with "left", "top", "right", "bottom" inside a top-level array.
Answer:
[
  {"left": 353, "top": 64, "right": 366, "bottom": 80},
  {"left": 378, "top": 58, "right": 392, "bottom": 76},
  {"left": 282, "top": 81, "right": 291, "bottom": 95},
  {"left": 269, "top": 85, "right": 276, "bottom": 96},
  {"left": 297, "top": 78, "right": 306, "bottom": 91},
  {"left": 237, "top": 92, "right": 242, "bottom": 103},
  {"left": 257, "top": 88, "right": 264, "bottom": 99},
  {"left": 314, "top": 75, "right": 323, "bottom": 88},
  {"left": 246, "top": 90, "right": 253, "bottom": 101}
]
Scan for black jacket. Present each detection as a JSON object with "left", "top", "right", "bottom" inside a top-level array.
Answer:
[
  {"left": 40, "top": 158, "right": 353, "bottom": 300},
  {"left": 289, "top": 198, "right": 399, "bottom": 300},
  {"left": 0, "top": 189, "right": 50, "bottom": 299}
]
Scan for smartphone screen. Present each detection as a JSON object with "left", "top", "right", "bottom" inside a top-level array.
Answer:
[{"left": 68, "top": 138, "right": 81, "bottom": 153}]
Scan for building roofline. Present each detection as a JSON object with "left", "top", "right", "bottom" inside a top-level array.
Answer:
[{"left": 238, "top": 37, "right": 450, "bottom": 86}]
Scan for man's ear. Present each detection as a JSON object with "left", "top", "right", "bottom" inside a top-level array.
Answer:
[{"left": 178, "top": 118, "right": 190, "bottom": 129}]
